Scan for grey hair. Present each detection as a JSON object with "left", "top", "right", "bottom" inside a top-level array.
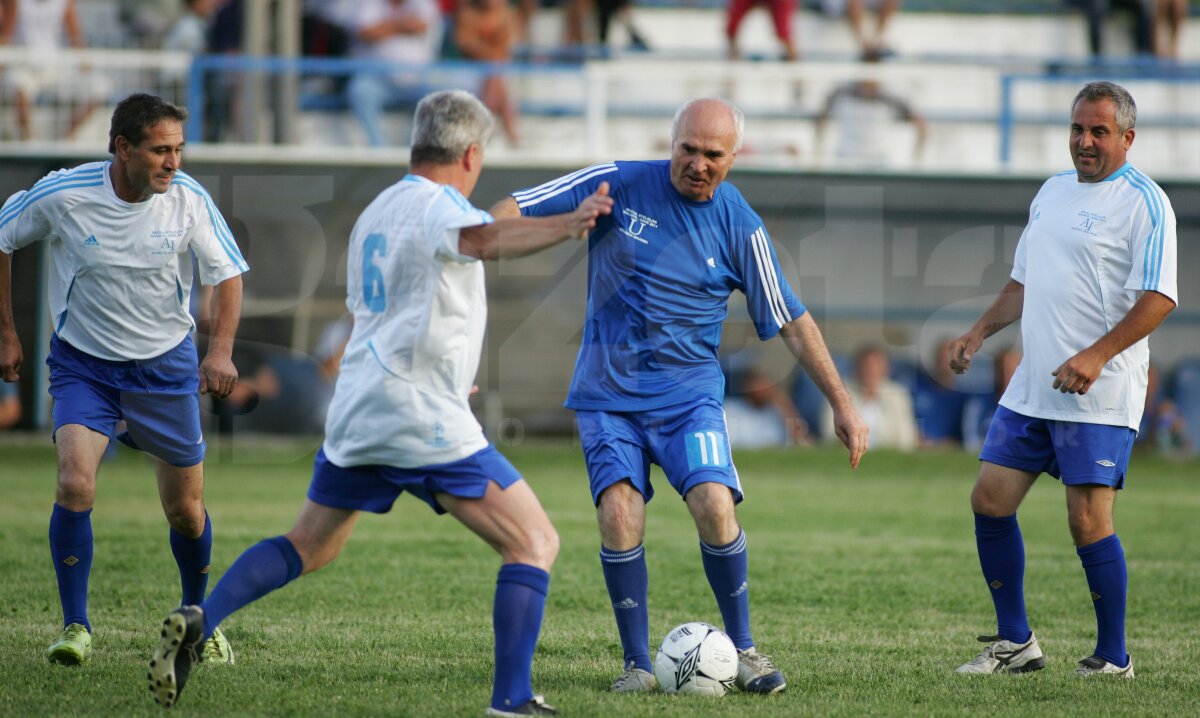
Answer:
[
  {"left": 409, "top": 90, "right": 495, "bottom": 165},
  {"left": 1072, "top": 81, "right": 1137, "bottom": 133},
  {"left": 671, "top": 98, "right": 745, "bottom": 153}
]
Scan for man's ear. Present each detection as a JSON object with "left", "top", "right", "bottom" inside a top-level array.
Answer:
[{"left": 463, "top": 142, "right": 482, "bottom": 173}]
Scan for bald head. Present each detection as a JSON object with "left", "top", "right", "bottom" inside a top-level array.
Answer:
[{"left": 669, "top": 98, "right": 743, "bottom": 201}]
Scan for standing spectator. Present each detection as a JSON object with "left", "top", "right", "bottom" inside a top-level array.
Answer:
[
  {"left": 726, "top": 0, "right": 798, "bottom": 61},
  {"left": 1069, "top": 0, "right": 1156, "bottom": 57},
  {"left": 119, "top": 0, "right": 182, "bottom": 47},
  {"left": 346, "top": 0, "right": 443, "bottom": 147},
  {"left": 914, "top": 337, "right": 968, "bottom": 447},
  {"left": 1155, "top": 0, "right": 1189, "bottom": 58},
  {"left": 455, "top": 0, "right": 520, "bottom": 145},
  {"left": 814, "top": 62, "right": 927, "bottom": 168},
  {"left": 823, "top": 344, "right": 917, "bottom": 450},
  {"left": 822, "top": 0, "right": 901, "bottom": 60},
  {"left": 597, "top": 0, "right": 650, "bottom": 51},
  {"left": 164, "top": 0, "right": 220, "bottom": 54},
  {"left": 0, "top": 0, "right": 107, "bottom": 141}
]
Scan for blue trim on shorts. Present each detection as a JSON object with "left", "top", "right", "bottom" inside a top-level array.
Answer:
[
  {"left": 47, "top": 335, "right": 205, "bottom": 466},
  {"left": 307, "top": 444, "right": 523, "bottom": 515},
  {"left": 979, "top": 406, "right": 1136, "bottom": 489},
  {"left": 575, "top": 397, "right": 742, "bottom": 506}
]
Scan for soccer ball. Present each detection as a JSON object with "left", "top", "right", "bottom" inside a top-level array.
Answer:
[{"left": 653, "top": 622, "right": 738, "bottom": 697}]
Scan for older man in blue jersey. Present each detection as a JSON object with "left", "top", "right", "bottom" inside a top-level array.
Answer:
[
  {"left": 493, "top": 97, "right": 869, "bottom": 694},
  {"left": 0, "top": 93, "right": 246, "bottom": 666},
  {"left": 950, "top": 81, "right": 1177, "bottom": 678}
]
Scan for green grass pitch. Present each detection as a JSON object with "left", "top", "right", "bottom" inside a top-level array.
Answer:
[{"left": 1, "top": 437, "right": 1197, "bottom": 717}]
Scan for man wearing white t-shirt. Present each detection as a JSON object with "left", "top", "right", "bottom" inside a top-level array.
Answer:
[
  {"left": 0, "top": 94, "right": 248, "bottom": 666},
  {"left": 149, "top": 90, "right": 612, "bottom": 715},
  {"left": 948, "top": 81, "right": 1176, "bottom": 679}
]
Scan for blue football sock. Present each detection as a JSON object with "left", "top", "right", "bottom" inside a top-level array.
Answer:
[
  {"left": 170, "top": 511, "right": 213, "bottom": 606},
  {"left": 1077, "top": 533, "right": 1128, "bottom": 667},
  {"left": 491, "top": 564, "right": 550, "bottom": 712},
  {"left": 600, "top": 544, "right": 651, "bottom": 671},
  {"left": 49, "top": 504, "right": 93, "bottom": 631},
  {"left": 199, "top": 535, "right": 303, "bottom": 640},
  {"left": 700, "top": 530, "right": 752, "bottom": 650},
  {"left": 975, "top": 513, "right": 1031, "bottom": 643}
]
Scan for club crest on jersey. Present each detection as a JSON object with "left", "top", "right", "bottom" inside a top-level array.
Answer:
[
  {"left": 1072, "top": 210, "right": 1105, "bottom": 237},
  {"left": 619, "top": 207, "right": 658, "bottom": 244},
  {"left": 150, "top": 228, "right": 186, "bottom": 255}
]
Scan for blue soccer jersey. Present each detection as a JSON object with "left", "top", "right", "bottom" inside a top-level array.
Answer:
[{"left": 514, "top": 160, "right": 806, "bottom": 411}]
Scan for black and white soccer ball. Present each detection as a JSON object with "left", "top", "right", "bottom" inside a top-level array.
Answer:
[{"left": 653, "top": 622, "right": 738, "bottom": 697}]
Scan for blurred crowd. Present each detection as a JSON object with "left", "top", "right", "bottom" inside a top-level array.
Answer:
[{"left": 725, "top": 338, "right": 1200, "bottom": 458}]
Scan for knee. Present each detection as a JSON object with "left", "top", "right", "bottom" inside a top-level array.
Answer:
[
  {"left": 970, "top": 483, "right": 1007, "bottom": 517},
  {"left": 1067, "top": 512, "right": 1109, "bottom": 546},
  {"left": 519, "top": 524, "right": 559, "bottom": 571},
  {"left": 164, "top": 499, "right": 207, "bottom": 537},
  {"left": 55, "top": 470, "right": 96, "bottom": 510}
]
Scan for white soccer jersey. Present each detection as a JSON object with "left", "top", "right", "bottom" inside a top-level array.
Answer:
[
  {"left": 0, "top": 162, "right": 249, "bottom": 361},
  {"left": 1001, "top": 163, "right": 1178, "bottom": 430},
  {"left": 322, "top": 174, "right": 494, "bottom": 468}
]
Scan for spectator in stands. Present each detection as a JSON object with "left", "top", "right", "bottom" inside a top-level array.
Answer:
[
  {"left": 814, "top": 68, "right": 927, "bottom": 168},
  {"left": 346, "top": 0, "right": 443, "bottom": 146},
  {"left": 1069, "top": 0, "right": 1156, "bottom": 57},
  {"left": 455, "top": 0, "right": 521, "bottom": 145},
  {"left": 0, "top": 379, "right": 20, "bottom": 430},
  {"left": 204, "top": 0, "right": 243, "bottom": 142},
  {"left": 597, "top": 0, "right": 650, "bottom": 52},
  {"left": 120, "top": 0, "right": 181, "bottom": 48},
  {"left": 822, "top": 0, "right": 901, "bottom": 60},
  {"left": 914, "top": 337, "right": 967, "bottom": 448},
  {"left": 1155, "top": 0, "right": 1189, "bottom": 58},
  {"left": 726, "top": 0, "right": 798, "bottom": 61},
  {"left": 164, "top": 0, "right": 220, "bottom": 55},
  {"left": 1138, "top": 362, "right": 1192, "bottom": 454},
  {"left": 0, "top": 0, "right": 107, "bottom": 141},
  {"left": 823, "top": 344, "right": 917, "bottom": 450},
  {"left": 962, "top": 345, "right": 1020, "bottom": 452},
  {"left": 725, "top": 365, "right": 811, "bottom": 448},
  {"left": 303, "top": 0, "right": 356, "bottom": 57}
]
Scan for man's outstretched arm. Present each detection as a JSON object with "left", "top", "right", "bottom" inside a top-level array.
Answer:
[{"left": 460, "top": 184, "right": 611, "bottom": 260}]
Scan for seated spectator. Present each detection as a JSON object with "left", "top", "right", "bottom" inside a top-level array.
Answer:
[
  {"left": 913, "top": 338, "right": 967, "bottom": 447},
  {"left": 455, "top": 0, "right": 520, "bottom": 145},
  {"left": 1139, "top": 361, "right": 1192, "bottom": 455},
  {"left": 120, "top": 0, "right": 181, "bottom": 48},
  {"left": 0, "top": 0, "right": 108, "bottom": 141},
  {"left": 1155, "top": 0, "right": 1189, "bottom": 58},
  {"left": 822, "top": 344, "right": 916, "bottom": 450},
  {"left": 1067, "top": 0, "right": 1155, "bottom": 57},
  {"left": 726, "top": 0, "right": 797, "bottom": 61},
  {"left": 725, "top": 365, "right": 810, "bottom": 448},
  {"left": 822, "top": 0, "right": 901, "bottom": 60},
  {"left": 814, "top": 68, "right": 927, "bottom": 168},
  {"left": 346, "top": 0, "right": 443, "bottom": 146},
  {"left": 303, "top": 0, "right": 357, "bottom": 57},
  {"left": 164, "top": 0, "right": 219, "bottom": 54},
  {"left": 962, "top": 345, "right": 1021, "bottom": 452},
  {"left": 0, "top": 380, "right": 20, "bottom": 430}
]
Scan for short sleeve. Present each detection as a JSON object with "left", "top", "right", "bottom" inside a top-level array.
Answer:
[
  {"left": 173, "top": 175, "right": 249, "bottom": 285},
  {"left": 512, "top": 163, "right": 619, "bottom": 218},
  {"left": 1123, "top": 181, "right": 1178, "bottom": 306},
  {"left": 426, "top": 184, "right": 493, "bottom": 263},
  {"left": 1011, "top": 198, "right": 1037, "bottom": 285},
  {"left": 736, "top": 224, "right": 807, "bottom": 340},
  {"left": 0, "top": 188, "right": 52, "bottom": 253}
]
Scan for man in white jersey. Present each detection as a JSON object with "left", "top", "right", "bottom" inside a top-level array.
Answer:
[
  {"left": 0, "top": 93, "right": 248, "bottom": 666},
  {"left": 949, "top": 81, "right": 1176, "bottom": 679},
  {"left": 147, "top": 90, "right": 612, "bottom": 716}
]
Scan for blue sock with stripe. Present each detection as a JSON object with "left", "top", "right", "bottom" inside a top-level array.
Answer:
[
  {"left": 491, "top": 564, "right": 550, "bottom": 712},
  {"left": 199, "top": 535, "right": 303, "bottom": 640},
  {"left": 1077, "top": 534, "right": 1128, "bottom": 667},
  {"left": 975, "top": 513, "right": 1031, "bottom": 643},
  {"left": 700, "top": 530, "right": 752, "bottom": 650},
  {"left": 49, "top": 504, "right": 93, "bottom": 631},
  {"left": 170, "top": 511, "right": 213, "bottom": 606},
  {"left": 600, "top": 544, "right": 651, "bottom": 671}
]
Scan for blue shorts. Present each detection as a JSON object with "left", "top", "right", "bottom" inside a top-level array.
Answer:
[
  {"left": 307, "top": 444, "right": 523, "bottom": 515},
  {"left": 979, "top": 405, "right": 1136, "bottom": 488},
  {"left": 575, "top": 398, "right": 743, "bottom": 506},
  {"left": 47, "top": 335, "right": 205, "bottom": 467}
]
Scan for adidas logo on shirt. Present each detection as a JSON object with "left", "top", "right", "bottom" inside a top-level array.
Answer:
[{"left": 82, "top": 235, "right": 100, "bottom": 247}]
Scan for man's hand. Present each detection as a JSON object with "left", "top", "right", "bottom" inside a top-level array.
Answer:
[
  {"left": 948, "top": 332, "right": 983, "bottom": 374},
  {"left": 568, "top": 182, "right": 612, "bottom": 238},
  {"left": 0, "top": 328, "right": 21, "bottom": 382},
  {"left": 199, "top": 353, "right": 238, "bottom": 398},
  {"left": 832, "top": 404, "right": 869, "bottom": 469},
  {"left": 1051, "top": 348, "right": 1106, "bottom": 395}
]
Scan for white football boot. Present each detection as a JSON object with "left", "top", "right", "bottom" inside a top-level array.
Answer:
[{"left": 955, "top": 633, "right": 1045, "bottom": 674}]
